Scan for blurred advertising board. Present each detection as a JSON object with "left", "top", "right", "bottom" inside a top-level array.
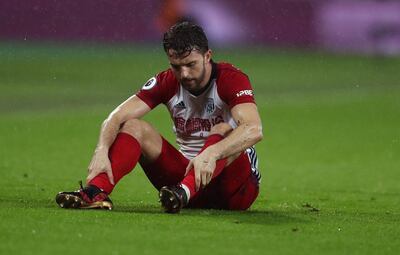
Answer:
[{"left": 1, "top": 0, "right": 399, "bottom": 55}]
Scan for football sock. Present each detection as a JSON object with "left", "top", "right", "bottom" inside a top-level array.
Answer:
[
  {"left": 181, "top": 134, "right": 227, "bottom": 199},
  {"left": 88, "top": 132, "right": 141, "bottom": 194}
]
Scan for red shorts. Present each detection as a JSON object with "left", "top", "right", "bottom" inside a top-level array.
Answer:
[{"left": 139, "top": 138, "right": 259, "bottom": 210}]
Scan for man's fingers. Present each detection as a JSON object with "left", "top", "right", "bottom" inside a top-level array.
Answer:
[
  {"left": 106, "top": 169, "right": 115, "bottom": 185},
  {"left": 195, "top": 168, "right": 200, "bottom": 192},
  {"left": 185, "top": 160, "right": 194, "bottom": 175},
  {"left": 186, "top": 161, "right": 193, "bottom": 171},
  {"left": 206, "top": 172, "right": 212, "bottom": 186},
  {"left": 86, "top": 167, "right": 114, "bottom": 185},
  {"left": 201, "top": 172, "right": 207, "bottom": 188},
  {"left": 86, "top": 172, "right": 96, "bottom": 184}
]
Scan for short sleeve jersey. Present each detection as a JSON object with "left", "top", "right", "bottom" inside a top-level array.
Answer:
[{"left": 136, "top": 62, "right": 256, "bottom": 159}]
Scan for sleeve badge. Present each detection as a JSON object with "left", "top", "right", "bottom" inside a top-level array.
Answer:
[{"left": 142, "top": 77, "right": 157, "bottom": 90}]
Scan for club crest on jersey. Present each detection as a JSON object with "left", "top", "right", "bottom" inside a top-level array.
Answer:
[
  {"left": 205, "top": 98, "right": 215, "bottom": 114},
  {"left": 142, "top": 77, "right": 157, "bottom": 90}
]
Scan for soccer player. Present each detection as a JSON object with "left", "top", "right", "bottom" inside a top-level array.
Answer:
[{"left": 56, "top": 22, "right": 263, "bottom": 213}]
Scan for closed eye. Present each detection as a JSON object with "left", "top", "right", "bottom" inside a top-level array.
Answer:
[
  {"left": 170, "top": 61, "right": 196, "bottom": 69},
  {"left": 170, "top": 64, "right": 180, "bottom": 70}
]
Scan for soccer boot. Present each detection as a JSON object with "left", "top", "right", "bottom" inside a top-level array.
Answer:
[
  {"left": 55, "top": 181, "right": 113, "bottom": 210},
  {"left": 159, "top": 185, "right": 188, "bottom": 213}
]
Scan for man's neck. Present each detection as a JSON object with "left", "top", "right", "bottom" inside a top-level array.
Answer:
[{"left": 201, "top": 61, "right": 213, "bottom": 87}]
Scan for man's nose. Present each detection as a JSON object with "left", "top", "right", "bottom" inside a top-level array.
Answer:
[{"left": 180, "top": 67, "right": 190, "bottom": 79}]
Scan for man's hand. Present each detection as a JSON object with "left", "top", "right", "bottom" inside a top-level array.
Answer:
[
  {"left": 86, "top": 147, "right": 114, "bottom": 185},
  {"left": 186, "top": 148, "right": 218, "bottom": 191}
]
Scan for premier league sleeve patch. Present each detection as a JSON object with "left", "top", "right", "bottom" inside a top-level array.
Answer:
[{"left": 142, "top": 77, "right": 157, "bottom": 90}]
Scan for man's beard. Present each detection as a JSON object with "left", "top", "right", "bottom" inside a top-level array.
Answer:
[{"left": 181, "top": 63, "right": 206, "bottom": 92}]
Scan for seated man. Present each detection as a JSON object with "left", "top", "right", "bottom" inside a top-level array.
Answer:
[{"left": 55, "top": 21, "right": 263, "bottom": 213}]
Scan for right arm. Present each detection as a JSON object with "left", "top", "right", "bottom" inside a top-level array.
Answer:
[{"left": 86, "top": 95, "right": 151, "bottom": 184}]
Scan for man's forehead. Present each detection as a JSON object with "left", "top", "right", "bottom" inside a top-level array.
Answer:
[{"left": 167, "top": 49, "right": 202, "bottom": 64}]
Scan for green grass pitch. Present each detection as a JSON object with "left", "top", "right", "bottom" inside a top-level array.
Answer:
[{"left": 0, "top": 42, "right": 399, "bottom": 254}]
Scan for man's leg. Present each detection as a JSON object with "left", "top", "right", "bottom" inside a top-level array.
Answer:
[
  {"left": 88, "top": 119, "right": 164, "bottom": 194},
  {"left": 56, "top": 119, "right": 167, "bottom": 209},
  {"left": 172, "top": 123, "right": 259, "bottom": 211},
  {"left": 159, "top": 123, "right": 244, "bottom": 213},
  {"left": 139, "top": 138, "right": 188, "bottom": 190},
  {"left": 194, "top": 152, "right": 259, "bottom": 210},
  {"left": 181, "top": 123, "right": 237, "bottom": 200}
]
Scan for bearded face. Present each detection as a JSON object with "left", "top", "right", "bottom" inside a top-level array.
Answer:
[{"left": 167, "top": 49, "right": 211, "bottom": 94}]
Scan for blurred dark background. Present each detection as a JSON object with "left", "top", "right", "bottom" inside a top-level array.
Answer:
[{"left": 1, "top": 0, "right": 400, "bottom": 55}]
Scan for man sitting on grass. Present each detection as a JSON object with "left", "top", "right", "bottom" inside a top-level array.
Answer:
[{"left": 56, "top": 21, "right": 263, "bottom": 213}]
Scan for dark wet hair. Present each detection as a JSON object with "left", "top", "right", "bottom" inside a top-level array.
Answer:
[{"left": 163, "top": 21, "right": 209, "bottom": 58}]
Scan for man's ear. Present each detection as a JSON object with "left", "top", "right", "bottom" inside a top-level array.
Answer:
[{"left": 205, "top": 49, "right": 212, "bottom": 63}]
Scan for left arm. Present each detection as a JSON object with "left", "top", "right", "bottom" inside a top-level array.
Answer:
[
  {"left": 187, "top": 103, "right": 263, "bottom": 190},
  {"left": 207, "top": 102, "right": 263, "bottom": 160}
]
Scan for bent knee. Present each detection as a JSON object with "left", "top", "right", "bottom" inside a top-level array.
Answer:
[
  {"left": 209, "top": 123, "right": 233, "bottom": 137},
  {"left": 226, "top": 186, "right": 259, "bottom": 210},
  {"left": 120, "top": 119, "right": 153, "bottom": 139}
]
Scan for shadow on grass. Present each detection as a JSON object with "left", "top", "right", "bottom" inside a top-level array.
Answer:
[
  {"left": 186, "top": 209, "right": 309, "bottom": 226},
  {"left": 1, "top": 196, "right": 308, "bottom": 226},
  {"left": 6, "top": 196, "right": 399, "bottom": 227},
  {"left": 113, "top": 203, "right": 309, "bottom": 226}
]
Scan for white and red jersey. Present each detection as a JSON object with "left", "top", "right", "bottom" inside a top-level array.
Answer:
[{"left": 136, "top": 61, "right": 261, "bottom": 182}]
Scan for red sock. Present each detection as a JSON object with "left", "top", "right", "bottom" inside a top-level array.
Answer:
[
  {"left": 89, "top": 132, "right": 141, "bottom": 194},
  {"left": 181, "top": 134, "right": 227, "bottom": 199}
]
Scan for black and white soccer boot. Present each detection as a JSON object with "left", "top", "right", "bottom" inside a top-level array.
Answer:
[{"left": 159, "top": 185, "right": 188, "bottom": 213}]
